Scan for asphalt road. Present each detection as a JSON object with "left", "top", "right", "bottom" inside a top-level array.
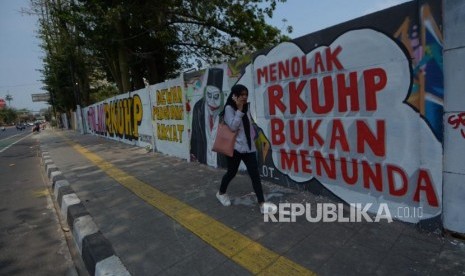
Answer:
[{"left": 0, "top": 131, "right": 79, "bottom": 275}]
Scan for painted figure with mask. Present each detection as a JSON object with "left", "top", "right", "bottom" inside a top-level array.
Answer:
[{"left": 190, "top": 68, "right": 227, "bottom": 168}]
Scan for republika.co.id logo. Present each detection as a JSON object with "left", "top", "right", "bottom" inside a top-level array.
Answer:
[{"left": 263, "top": 203, "right": 423, "bottom": 223}]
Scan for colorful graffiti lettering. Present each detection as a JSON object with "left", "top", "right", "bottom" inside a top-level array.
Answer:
[
  {"left": 257, "top": 47, "right": 344, "bottom": 85},
  {"left": 265, "top": 68, "right": 387, "bottom": 115},
  {"left": 87, "top": 104, "right": 106, "bottom": 135},
  {"left": 104, "top": 94, "right": 143, "bottom": 140},
  {"left": 153, "top": 86, "right": 185, "bottom": 143}
]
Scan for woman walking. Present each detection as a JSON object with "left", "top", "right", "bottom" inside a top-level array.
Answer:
[{"left": 215, "top": 84, "right": 277, "bottom": 214}]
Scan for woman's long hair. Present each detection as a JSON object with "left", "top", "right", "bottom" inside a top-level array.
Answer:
[{"left": 220, "top": 84, "right": 252, "bottom": 150}]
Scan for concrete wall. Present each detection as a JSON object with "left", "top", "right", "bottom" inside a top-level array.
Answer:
[{"left": 443, "top": 0, "right": 465, "bottom": 234}]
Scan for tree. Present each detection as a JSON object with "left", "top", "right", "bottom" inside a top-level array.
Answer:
[
  {"left": 29, "top": 0, "right": 84, "bottom": 112},
  {"left": 30, "top": 0, "right": 291, "bottom": 109},
  {"left": 17, "top": 109, "right": 34, "bottom": 123},
  {"left": 0, "top": 107, "right": 18, "bottom": 125}
]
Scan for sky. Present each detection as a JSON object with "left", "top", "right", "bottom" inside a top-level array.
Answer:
[
  {"left": 0, "top": 0, "right": 48, "bottom": 112},
  {"left": 0, "top": 0, "right": 410, "bottom": 112},
  {"left": 268, "top": 0, "right": 410, "bottom": 39}
]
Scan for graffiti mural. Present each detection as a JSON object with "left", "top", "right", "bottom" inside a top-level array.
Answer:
[
  {"left": 85, "top": 90, "right": 153, "bottom": 149},
  {"left": 87, "top": 103, "right": 106, "bottom": 135},
  {"left": 104, "top": 95, "right": 143, "bottom": 140},
  {"left": 151, "top": 76, "right": 190, "bottom": 160},
  {"left": 216, "top": 0, "right": 443, "bottom": 223},
  {"left": 394, "top": 2, "right": 443, "bottom": 141},
  {"left": 188, "top": 66, "right": 230, "bottom": 168},
  {"left": 246, "top": 27, "right": 442, "bottom": 223}
]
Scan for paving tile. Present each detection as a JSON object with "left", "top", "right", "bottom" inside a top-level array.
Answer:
[
  {"left": 430, "top": 247, "right": 465, "bottom": 274},
  {"left": 159, "top": 245, "right": 229, "bottom": 275},
  {"left": 375, "top": 253, "right": 433, "bottom": 276},
  {"left": 305, "top": 222, "right": 359, "bottom": 248},
  {"left": 205, "top": 259, "right": 252, "bottom": 276},
  {"left": 235, "top": 218, "right": 284, "bottom": 241},
  {"left": 318, "top": 243, "right": 387, "bottom": 275},
  {"left": 284, "top": 235, "right": 339, "bottom": 272},
  {"left": 344, "top": 222, "right": 402, "bottom": 252},
  {"left": 258, "top": 222, "right": 312, "bottom": 254},
  {"left": 389, "top": 235, "right": 443, "bottom": 262}
]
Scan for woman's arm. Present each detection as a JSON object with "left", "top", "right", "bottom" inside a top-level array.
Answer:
[{"left": 224, "top": 105, "right": 244, "bottom": 131}]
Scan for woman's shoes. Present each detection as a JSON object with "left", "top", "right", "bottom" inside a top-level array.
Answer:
[
  {"left": 216, "top": 192, "right": 231, "bottom": 206},
  {"left": 260, "top": 202, "right": 278, "bottom": 214},
  {"left": 216, "top": 192, "right": 277, "bottom": 214}
]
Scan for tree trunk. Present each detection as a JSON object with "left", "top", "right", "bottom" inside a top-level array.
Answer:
[{"left": 114, "top": 15, "right": 131, "bottom": 93}]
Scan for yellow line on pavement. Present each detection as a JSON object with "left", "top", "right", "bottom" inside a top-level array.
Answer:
[
  {"left": 69, "top": 140, "right": 315, "bottom": 275},
  {"left": 33, "top": 188, "right": 49, "bottom": 198}
]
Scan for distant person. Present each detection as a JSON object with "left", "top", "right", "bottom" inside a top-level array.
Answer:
[
  {"left": 33, "top": 122, "right": 40, "bottom": 132},
  {"left": 215, "top": 84, "right": 277, "bottom": 214}
]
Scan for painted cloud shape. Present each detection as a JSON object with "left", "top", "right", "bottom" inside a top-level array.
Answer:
[{"left": 247, "top": 29, "right": 442, "bottom": 222}]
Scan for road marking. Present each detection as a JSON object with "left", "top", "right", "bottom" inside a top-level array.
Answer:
[
  {"left": 0, "top": 133, "right": 33, "bottom": 153},
  {"left": 0, "top": 133, "right": 22, "bottom": 142},
  {"left": 33, "top": 188, "right": 50, "bottom": 198},
  {"left": 67, "top": 139, "right": 316, "bottom": 275}
]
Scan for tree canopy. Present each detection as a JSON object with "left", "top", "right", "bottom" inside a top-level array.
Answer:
[{"left": 29, "top": 0, "right": 291, "bottom": 112}]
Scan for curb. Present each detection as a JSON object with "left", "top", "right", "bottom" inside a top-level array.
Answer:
[{"left": 40, "top": 148, "right": 131, "bottom": 276}]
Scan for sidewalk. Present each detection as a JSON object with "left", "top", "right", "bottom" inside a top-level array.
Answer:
[{"left": 38, "top": 129, "right": 465, "bottom": 275}]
